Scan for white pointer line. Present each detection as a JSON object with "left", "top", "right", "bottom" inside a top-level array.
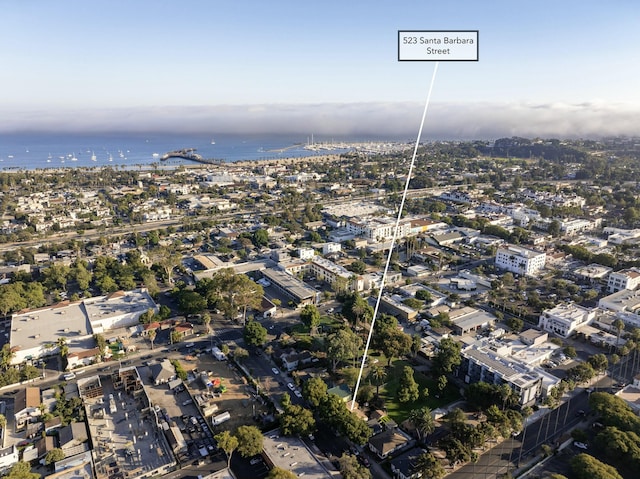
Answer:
[{"left": 351, "top": 62, "right": 440, "bottom": 411}]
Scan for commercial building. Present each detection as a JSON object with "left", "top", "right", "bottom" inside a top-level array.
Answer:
[
  {"left": 460, "top": 344, "right": 546, "bottom": 407},
  {"left": 9, "top": 289, "right": 157, "bottom": 365},
  {"left": 606, "top": 268, "right": 640, "bottom": 293},
  {"left": 538, "top": 303, "right": 596, "bottom": 338},
  {"left": 495, "top": 245, "right": 546, "bottom": 276}
]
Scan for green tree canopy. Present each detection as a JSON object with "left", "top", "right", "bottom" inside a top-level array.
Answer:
[
  {"left": 243, "top": 321, "right": 268, "bottom": 347},
  {"left": 300, "top": 304, "right": 321, "bottom": 335},
  {"left": 570, "top": 453, "right": 623, "bottom": 479},
  {"left": 235, "top": 425, "right": 264, "bottom": 458},
  {"left": 397, "top": 366, "right": 420, "bottom": 403}
]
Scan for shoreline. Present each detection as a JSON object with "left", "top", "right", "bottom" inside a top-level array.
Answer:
[{"left": 1, "top": 153, "right": 345, "bottom": 174}]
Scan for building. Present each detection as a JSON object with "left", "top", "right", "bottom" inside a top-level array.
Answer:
[
  {"left": 261, "top": 269, "right": 318, "bottom": 307},
  {"left": 262, "top": 429, "right": 333, "bottom": 479},
  {"left": 389, "top": 447, "right": 428, "bottom": 479},
  {"left": 9, "top": 289, "right": 157, "bottom": 365},
  {"left": 448, "top": 307, "right": 497, "bottom": 335},
  {"left": 14, "top": 387, "right": 41, "bottom": 430},
  {"left": 310, "top": 256, "right": 363, "bottom": 292},
  {"left": 495, "top": 245, "right": 546, "bottom": 276},
  {"left": 460, "top": 345, "right": 545, "bottom": 407},
  {"left": 367, "top": 428, "right": 412, "bottom": 459},
  {"left": 606, "top": 268, "right": 640, "bottom": 293},
  {"left": 538, "top": 303, "right": 596, "bottom": 338},
  {"left": 345, "top": 216, "right": 412, "bottom": 243}
]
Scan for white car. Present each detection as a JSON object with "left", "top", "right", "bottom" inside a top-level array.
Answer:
[
  {"left": 294, "top": 390, "right": 302, "bottom": 398},
  {"left": 271, "top": 367, "right": 280, "bottom": 375},
  {"left": 573, "top": 441, "right": 588, "bottom": 450},
  {"left": 287, "top": 383, "right": 295, "bottom": 391},
  {"left": 63, "top": 372, "right": 76, "bottom": 381}
]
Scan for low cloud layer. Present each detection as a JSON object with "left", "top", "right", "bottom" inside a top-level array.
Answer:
[{"left": 2, "top": 101, "right": 639, "bottom": 139}]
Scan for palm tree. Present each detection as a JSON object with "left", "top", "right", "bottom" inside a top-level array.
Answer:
[
  {"left": 408, "top": 407, "right": 435, "bottom": 442},
  {"left": 368, "top": 365, "right": 387, "bottom": 397},
  {"left": 613, "top": 318, "right": 625, "bottom": 351},
  {"left": 0, "top": 413, "right": 6, "bottom": 447},
  {"left": 147, "top": 329, "right": 157, "bottom": 350}
]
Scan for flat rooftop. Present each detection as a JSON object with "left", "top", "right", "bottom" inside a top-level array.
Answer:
[
  {"left": 263, "top": 430, "right": 332, "bottom": 479},
  {"left": 83, "top": 289, "right": 157, "bottom": 325},
  {"left": 10, "top": 302, "right": 91, "bottom": 353},
  {"left": 82, "top": 371, "right": 175, "bottom": 479}
]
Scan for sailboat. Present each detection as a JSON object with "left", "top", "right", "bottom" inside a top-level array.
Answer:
[
  {"left": 91, "top": 151, "right": 97, "bottom": 162},
  {"left": 211, "top": 138, "right": 216, "bottom": 145}
]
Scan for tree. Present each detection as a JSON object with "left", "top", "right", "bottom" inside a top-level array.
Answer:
[
  {"left": 613, "top": 318, "right": 625, "bottom": 350},
  {"left": 303, "top": 377, "right": 328, "bottom": 407},
  {"left": 45, "top": 448, "right": 65, "bottom": 465},
  {"left": 338, "top": 453, "right": 372, "bottom": 479},
  {"left": 147, "top": 328, "right": 157, "bottom": 350},
  {"left": 433, "top": 337, "right": 462, "bottom": 375},
  {"left": 408, "top": 406, "right": 435, "bottom": 441},
  {"left": 413, "top": 451, "right": 445, "bottom": 479},
  {"left": 235, "top": 425, "right": 264, "bottom": 458},
  {"left": 150, "top": 246, "right": 181, "bottom": 285},
  {"left": 252, "top": 229, "right": 269, "bottom": 247},
  {"left": 202, "top": 312, "right": 211, "bottom": 333},
  {"left": 230, "top": 274, "right": 264, "bottom": 324},
  {"left": 570, "top": 453, "right": 623, "bottom": 479},
  {"left": 437, "top": 375, "right": 448, "bottom": 394},
  {"left": 588, "top": 353, "right": 608, "bottom": 373},
  {"left": 243, "top": 321, "right": 267, "bottom": 347},
  {"left": 300, "top": 304, "right": 321, "bottom": 335},
  {"left": 280, "top": 404, "right": 316, "bottom": 437},
  {"left": 170, "top": 330, "right": 183, "bottom": 345},
  {"left": 0, "top": 344, "right": 15, "bottom": 370},
  {"left": 57, "top": 337, "right": 69, "bottom": 359},
  {"left": 397, "top": 366, "right": 420, "bottom": 403},
  {"left": 266, "top": 468, "right": 297, "bottom": 479},
  {"left": 5, "top": 461, "right": 39, "bottom": 479},
  {"left": 177, "top": 290, "right": 207, "bottom": 315},
  {"left": 94, "top": 334, "right": 107, "bottom": 357},
  {"left": 214, "top": 430, "right": 239, "bottom": 468},
  {"left": 367, "top": 365, "right": 387, "bottom": 397},
  {"left": 325, "top": 328, "right": 362, "bottom": 371},
  {"left": 233, "top": 347, "right": 249, "bottom": 363}
]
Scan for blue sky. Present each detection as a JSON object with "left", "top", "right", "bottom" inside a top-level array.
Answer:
[{"left": 2, "top": 0, "right": 639, "bottom": 138}]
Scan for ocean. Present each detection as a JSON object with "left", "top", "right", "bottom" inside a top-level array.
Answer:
[{"left": 0, "top": 133, "right": 377, "bottom": 170}]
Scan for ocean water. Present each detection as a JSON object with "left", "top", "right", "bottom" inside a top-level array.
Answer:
[{"left": 0, "top": 133, "right": 365, "bottom": 170}]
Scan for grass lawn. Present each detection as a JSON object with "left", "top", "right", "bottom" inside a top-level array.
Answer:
[{"left": 381, "top": 359, "right": 460, "bottom": 424}]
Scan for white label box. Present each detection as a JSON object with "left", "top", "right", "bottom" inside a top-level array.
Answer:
[{"left": 398, "top": 30, "right": 479, "bottom": 61}]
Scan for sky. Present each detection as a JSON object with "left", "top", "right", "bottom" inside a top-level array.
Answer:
[{"left": 1, "top": 0, "right": 640, "bottom": 139}]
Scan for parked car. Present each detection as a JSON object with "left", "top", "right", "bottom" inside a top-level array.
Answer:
[{"left": 573, "top": 441, "right": 588, "bottom": 450}]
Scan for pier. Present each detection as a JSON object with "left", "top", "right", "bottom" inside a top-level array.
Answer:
[{"left": 160, "top": 148, "right": 221, "bottom": 165}]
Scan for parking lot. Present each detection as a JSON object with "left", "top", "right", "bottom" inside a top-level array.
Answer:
[{"left": 141, "top": 350, "right": 270, "bottom": 464}]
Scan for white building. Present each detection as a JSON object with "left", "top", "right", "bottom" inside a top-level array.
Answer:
[
  {"left": 560, "top": 218, "right": 600, "bottom": 236},
  {"left": 322, "top": 242, "right": 342, "bottom": 255},
  {"left": 495, "top": 245, "right": 546, "bottom": 276},
  {"left": 538, "top": 303, "right": 596, "bottom": 338},
  {"left": 298, "top": 247, "right": 315, "bottom": 261},
  {"left": 9, "top": 289, "right": 157, "bottom": 365},
  {"left": 345, "top": 217, "right": 412, "bottom": 243},
  {"left": 606, "top": 268, "right": 640, "bottom": 293},
  {"left": 310, "top": 256, "right": 363, "bottom": 292}
]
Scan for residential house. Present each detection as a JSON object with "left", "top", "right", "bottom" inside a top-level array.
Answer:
[
  {"left": 58, "top": 422, "right": 89, "bottom": 455},
  {"left": 150, "top": 359, "right": 176, "bottom": 386},
  {"left": 67, "top": 347, "right": 102, "bottom": 369},
  {"left": 368, "top": 428, "right": 412, "bottom": 460},
  {"left": 390, "top": 447, "right": 427, "bottom": 479},
  {"left": 279, "top": 349, "right": 313, "bottom": 372},
  {"left": 14, "top": 387, "right": 41, "bottom": 430}
]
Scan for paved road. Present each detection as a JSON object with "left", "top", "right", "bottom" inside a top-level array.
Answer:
[{"left": 447, "top": 379, "right": 608, "bottom": 479}]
